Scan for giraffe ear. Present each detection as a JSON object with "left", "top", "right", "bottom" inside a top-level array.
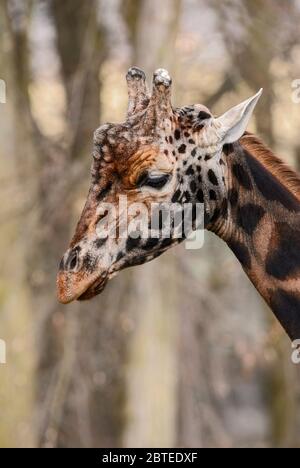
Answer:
[{"left": 214, "top": 89, "right": 263, "bottom": 144}]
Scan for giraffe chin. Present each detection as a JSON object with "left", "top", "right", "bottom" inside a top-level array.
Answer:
[{"left": 77, "top": 275, "right": 109, "bottom": 301}]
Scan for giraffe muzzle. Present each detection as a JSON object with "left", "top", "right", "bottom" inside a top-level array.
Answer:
[{"left": 56, "top": 269, "right": 108, "bottom": 304}]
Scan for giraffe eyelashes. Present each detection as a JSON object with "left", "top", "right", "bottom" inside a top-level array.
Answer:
[{"left": 137, "top": 172, "right": 171, "bottom": 190}]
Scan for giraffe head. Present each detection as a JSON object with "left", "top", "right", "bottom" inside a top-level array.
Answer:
[{"left": 57, "top": 68, "right": 262, "bottom": 303}]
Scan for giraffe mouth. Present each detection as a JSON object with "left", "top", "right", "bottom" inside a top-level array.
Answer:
[{"left": 77, "top": 274, "right": 109, "bottom": 301}]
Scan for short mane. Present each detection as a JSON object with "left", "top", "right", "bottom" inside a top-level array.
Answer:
[{"left": 240, "top": 132, "right": 300, "bottom": 202}]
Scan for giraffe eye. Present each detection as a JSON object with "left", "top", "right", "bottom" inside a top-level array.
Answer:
[{"left": 137, "top": 172, "right": 171, "bottom": 190}]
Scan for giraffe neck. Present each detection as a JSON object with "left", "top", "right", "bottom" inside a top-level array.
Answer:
[{"left": 211, "top": 135, "right": 300, "bottom": 340}]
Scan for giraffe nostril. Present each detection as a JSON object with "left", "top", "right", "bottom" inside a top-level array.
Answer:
[
  {"left": 70, "top": 254, "right": 77, "bottom": 270},
  {"left": 67, "top": 247, "right": 80, "bottom": 271}
]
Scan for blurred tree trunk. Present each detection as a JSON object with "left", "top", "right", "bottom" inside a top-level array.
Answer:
[
  {"left": 35, "top": 0, "right": 100, "bottom": 446},
  {"left": 0, "top": 0, "right": 36, "bottom": 448},
  {"left": 4, "top": 0, "right": 131, "bottom": 447},
  {"left": 129, "top": 0, "right": 181, "bottom": 76},
  {"left": 34, "top": 0, "right": 129, "bottom": 448},
  {"left": 212, "top": 0, "right": 278, "bottom": 145},
  {"left": 50, "top": 0, "right": 104, "bottom": 160}
]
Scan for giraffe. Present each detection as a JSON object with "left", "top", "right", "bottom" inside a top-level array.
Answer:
[{"left": 57, "top": 67, "right": 300, "bottom": 341}]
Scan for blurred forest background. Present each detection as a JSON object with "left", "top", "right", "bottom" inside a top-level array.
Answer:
[{"left": 0, "top": 0, "right": 300, "bottom": 448}]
